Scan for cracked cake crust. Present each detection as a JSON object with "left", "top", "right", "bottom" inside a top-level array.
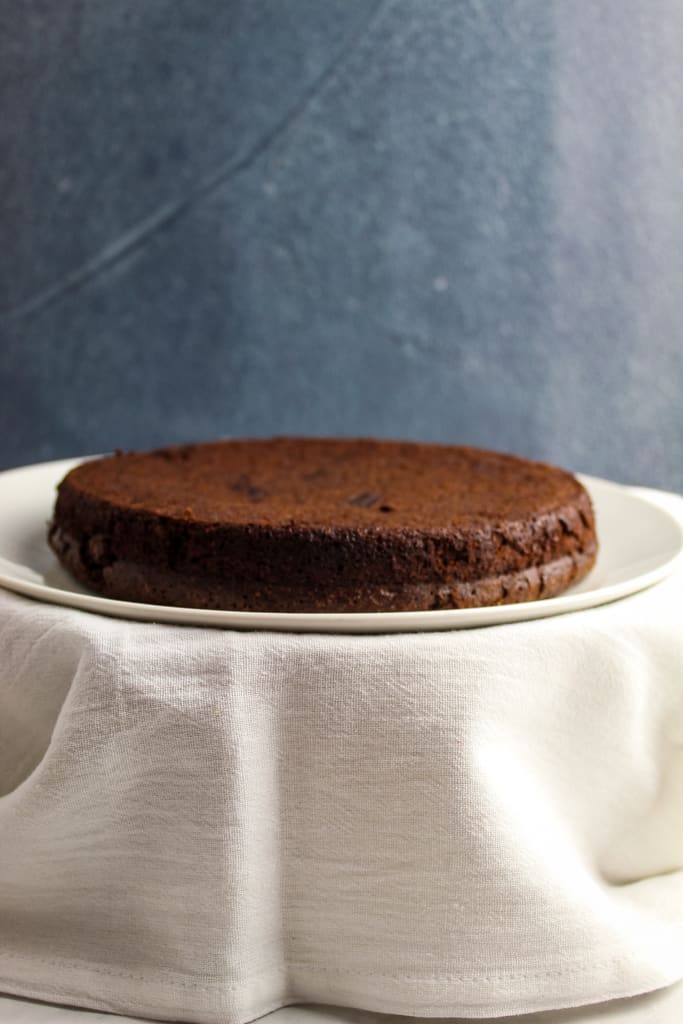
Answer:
[{"left": 48, "top": 438, "right": 598, "bottom": 613}]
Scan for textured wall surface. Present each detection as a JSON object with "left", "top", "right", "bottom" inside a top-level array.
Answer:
[{"left": 1, "top": 0, "right": 682, "bottom": 489}]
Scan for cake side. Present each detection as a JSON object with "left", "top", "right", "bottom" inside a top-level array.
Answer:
[{"left": 48, "top": 438, "right": 598, "bottom": 612}]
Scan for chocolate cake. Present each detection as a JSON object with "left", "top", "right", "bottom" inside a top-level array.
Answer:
[{"left": 48, "top": 438, "right": 597, "bottom": 613}]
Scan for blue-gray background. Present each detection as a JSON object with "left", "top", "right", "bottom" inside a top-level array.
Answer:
[{"left": 1, "top": 0, "right": 682, "bottom": 490}]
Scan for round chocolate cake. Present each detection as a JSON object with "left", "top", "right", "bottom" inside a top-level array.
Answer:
[{"left": 48, "top": 438, "right": 597, "bottom": 613}]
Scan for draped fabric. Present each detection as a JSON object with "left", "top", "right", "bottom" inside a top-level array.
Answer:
[{"left": 0, "top": 491, "right": 681, "bottom": 1022}]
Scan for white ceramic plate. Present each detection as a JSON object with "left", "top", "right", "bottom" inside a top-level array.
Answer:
[{"left": 0, "top": 457, "right": 681, "bottom": 633}]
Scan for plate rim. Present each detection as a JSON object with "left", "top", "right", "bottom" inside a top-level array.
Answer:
[{"left": 0, "top": 456, "right": 681, "bottom": 633}]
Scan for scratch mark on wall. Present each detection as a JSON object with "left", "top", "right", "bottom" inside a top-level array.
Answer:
[{"left": 2, "top": 0, "right": 391, "bottom": 324}]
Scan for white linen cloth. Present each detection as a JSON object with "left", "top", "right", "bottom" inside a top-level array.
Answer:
[{"left": 0, "top": 489, "right": 682, "bottom": 1024}]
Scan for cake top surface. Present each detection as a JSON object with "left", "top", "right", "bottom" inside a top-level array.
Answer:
[{"left": 60, "top": 438, "right": 586, "bottom": 532}]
